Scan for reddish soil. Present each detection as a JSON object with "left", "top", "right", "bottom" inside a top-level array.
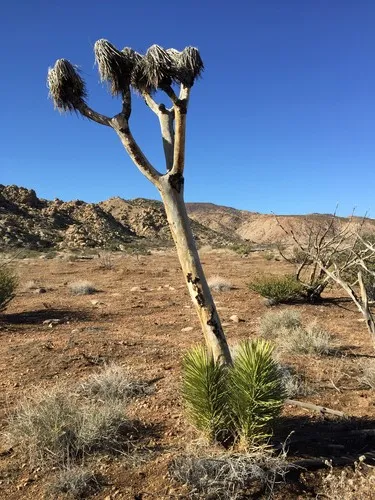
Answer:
[{"left": 1, "top": 249, "right": 375, "bottom": 499}]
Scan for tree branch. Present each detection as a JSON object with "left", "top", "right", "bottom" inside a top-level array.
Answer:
[
  {"left": 77, "top": 103, "right": 112, "bottom": 127},
  {"left": 111, "top": 113, "right": 161, "bottom": 187},
  {"left": 171, "top": 85, "right": 191, "bottom": 176}
]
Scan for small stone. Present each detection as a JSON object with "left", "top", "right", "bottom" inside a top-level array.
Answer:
[
  {"left": 130, "top": 286, "right": 140, "bottom": 292},
  {"left": 230, "top": 315, "right": 240, "bottom": 323},
  {"left": 33, "top": 288, "right": 46, "bottom": 294},
  {"left": 90, "top": 300, "right": 99, "bottom": 305},
  {"left": 181, "top": 326, "right": 193, "bottom": 332}
]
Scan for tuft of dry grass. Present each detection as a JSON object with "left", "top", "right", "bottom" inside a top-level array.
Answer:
[
  {"left": 6, "top": 385, "right": 132, "bottom": 466},
  {"left": 319, "top": 459, "right": 375, "bottom": 500},
  {"left": 50, "top": 467, "right": 103, "bottom": 498},
  {"left": 360, "top": 359, "right": 375, "bottom": 389},
  {"left": 69, "top": 281, "right": 97, "bottom": 295},
  {"left": 258, "top": 310, "right": 302, "bottom": 340},
  {"left": 278, "top": 323, "right": 333, "bottom": 356},
  {"left": 169, "top": 446, "right": 289, "bottom": 499},
  {"left": 207, "top": 275, "right": 233, "bottom": 292},
  {"left": 79, "top": 363, "right": 152, "bottom": 403}
]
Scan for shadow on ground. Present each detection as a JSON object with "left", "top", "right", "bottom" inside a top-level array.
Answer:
[
  {"left": 274, "top": 415, "right": 375, "bottom": 468},
  {"left": 2, "top": 308, "right": 92, "bottom": 325}
]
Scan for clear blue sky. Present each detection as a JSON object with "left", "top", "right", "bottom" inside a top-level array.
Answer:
[{"left": 1, "top": 1, "right": 374, "bottom": 216}]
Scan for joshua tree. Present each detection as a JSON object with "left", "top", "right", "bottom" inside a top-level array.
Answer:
[{"left": 47, "top": 41, "right": 232, "bottom": 364}]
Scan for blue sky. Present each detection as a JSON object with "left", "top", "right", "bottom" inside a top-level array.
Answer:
[{"left": 1, "top": 1, "right": 374, "bottom": 216}]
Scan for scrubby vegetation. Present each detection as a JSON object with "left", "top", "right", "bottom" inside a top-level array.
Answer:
[
  {"left": 69, "top": 280, "right": 97, "bottom": 295},
  {"left": 0, "top": 265, "right": 17, "bottom": 312},
  {"left": 207, "top": 275, "right": 233, "bottom": 292},
  {"left": 249, "top": 274, "right": 304, "bottom": 304}
]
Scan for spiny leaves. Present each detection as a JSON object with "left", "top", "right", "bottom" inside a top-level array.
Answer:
[
  {"left": 182, "top": 340, "right": 286, "bottom": 447},
  {"left": 47, "top": 59, "right": 87, "bottom": 111},
  {"left": 182, "top": 346, "right": 230, "bottom": 442},
  {"left": 229, "top": 340, "right": 287, "bottom": 445}
]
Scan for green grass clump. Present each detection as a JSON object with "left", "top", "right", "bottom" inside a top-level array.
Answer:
[
  {"left": 249, "top": 274, "right": 304, "bottom": 304},
  {"left": 0, "top": 266, "right": 17, "bottom": 312},
  {"left": 182, "top": 340, "right": 286, "bottom": 448}
]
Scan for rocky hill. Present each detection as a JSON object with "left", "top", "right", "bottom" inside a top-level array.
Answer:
[
  {"left": 1, "top": 184, "right": 374, "bottom": 250},
  {"left": 0, "top": 185, "right": 233, "bottom": 250}
]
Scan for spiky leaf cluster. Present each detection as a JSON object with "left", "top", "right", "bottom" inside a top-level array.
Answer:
[
  {"left": 47, "top": 59, "right": 87, "bottom": 111},
  {"left": 182, "top": 340, "right": 286, "bottom": 447},
  {"left": 229, "top": 340, "right": 286, "bottom": 445},
  {"left": 182, "top": 346, "right": 230, "bottom": 442}
]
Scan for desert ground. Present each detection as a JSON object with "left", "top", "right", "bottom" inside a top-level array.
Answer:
[{"left": 1, "top": 248, "right": 375, "bottom": 499}]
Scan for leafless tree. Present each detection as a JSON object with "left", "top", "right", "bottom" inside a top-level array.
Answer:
[
  {"left": 276, "top": 214, "right": 375, "bottom": 347},
  {"left": 47, "top": 41, "right": 232, "bottom": 364}
]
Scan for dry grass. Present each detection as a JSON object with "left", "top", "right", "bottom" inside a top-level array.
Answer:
[
  {"left": 6, "top": 386, "right": 129, "bottom": 466},
  {"left": 50, "top": 467, "right": 103, "bottom": 498},
  {"left": 169, "top": 446, "right": 289, "bottom": 499},
  {"left": 319, "top": 459, "right": 375, "bottom": 500},
  {"left": 207, "top": 275, "right": 233, "bottom": 292},
  {"left": 258, "top": 309, "right": 302, "bottom": 340},
  {"left": 258, "top": 310, "right": 333, "bottom": 355},
  {"left": 277, "top": 364, "right": 312, "bottom": 397},
  {"left": 78, "top": 363, "right": 152, "bottom": 403},
  {"left": 69, "top": 281, "right": 97, "bottom": 295},
  {"left": 278, "top": 323, "right": 333, "bottom": 355},
  {"left": 360, "top": 359, "right": 375, "bottom": 389}
]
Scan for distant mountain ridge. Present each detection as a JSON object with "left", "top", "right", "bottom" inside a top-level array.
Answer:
[{"left": 1, "top": 184, "right": 374, "bottom": 250}]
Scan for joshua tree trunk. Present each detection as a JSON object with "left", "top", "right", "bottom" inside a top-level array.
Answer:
[{"left": 159, "top": 173, "right": 232, "bottom": 364}]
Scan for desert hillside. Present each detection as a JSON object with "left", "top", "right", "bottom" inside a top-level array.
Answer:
[{"left": 1, "top": 184, "right": 374, "bottom": 250}]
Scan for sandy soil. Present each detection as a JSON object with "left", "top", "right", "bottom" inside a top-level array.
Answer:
[{"left": 1, "top": 249, "right": 374, "bottom": 499}]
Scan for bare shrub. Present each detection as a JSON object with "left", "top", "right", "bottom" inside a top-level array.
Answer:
[
  {"left": 207, "top": 275, "right": 233, "bottom": 292},
  {"left": 360, "top": 360, "right": 375, "bottom": 389},
  {"left": 278, "top": 323, "right": 333, "bottom": 356},
  {"left": 69, "top": 281, "right": 97, "bottom": 295},
  {"left": 79, "top": 364, "right": 152, "bottom": 403},
  {"left": 169, "top": 447, "right": 289, "bottom": 499},
  {"left": 50, "top": 467, "right": 103, "bottom": 498},
  {"left": 6, "top": 386, "right": 130, "bottom": 466},
  {"left": 258, "top": 310, "right": 302, "bottom": 340}
]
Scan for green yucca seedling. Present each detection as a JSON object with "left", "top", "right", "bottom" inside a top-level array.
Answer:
[
  {"left": 229, "top": 340, "right": 286, "bottom": 447},
  {"left": 182, "top": 346, "right": 230, "bottom": 443},
  {"left": 182, "top": 340, "right": 286, "bottom": 448}
]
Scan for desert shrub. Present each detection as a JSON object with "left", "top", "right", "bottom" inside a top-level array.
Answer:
[
  {"left": 50, "top": 467, "right": 103, "bottom": 498},
  {"left": 249, "top": 274, "right": 304, "bottom": 304},
  {"left": 97, "top": 252, "right": 114, "bottom": 270},
  {"left": 182, "top": 340, "right": 286, "bottom": 447},
  {"left": 7, "top": 387, "right": 128, "bottom": 466},
  {"left": 263, "top": 251, "right": 274, "bottom": 261},
  {"left": 360, "top": 360, "right": 375, "bottom": 389},
  {"left": 69, "top": 281, "right": 97, "bottom": 295},
  {"left": 278, "top": 323, "right": 332, "bottom": 355},
  {"left": 170, "top": 448, "right": 289, "bottom": 499},
  {"left": 207, "top": 275, "right": 233, "bottom": 292},
  {"left": 79, "top": 363, "right": 151, "bottom": 403},
  {"left": 0, "top": 266, "right": 17, "bottom": 312},
  {"left": 277, "top": 364, "right": 312, "bottom": 398},
  {"left": 258, "top": 310, "right": 302, "bottom": 340},
  {"left": 232, "top": 243, "right": 252, "bottom": 256}
]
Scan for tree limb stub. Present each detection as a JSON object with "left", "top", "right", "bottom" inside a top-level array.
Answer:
[{"left": 285, "top": 399, "right": 346, "bottom": 418}]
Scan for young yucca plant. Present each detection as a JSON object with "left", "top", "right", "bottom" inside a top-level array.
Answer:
[
  {"left": 228, "top": 340, "right": 286, "bottom": 447},
  {"left": 182, "top": 346, "right": 231, "bottom": 443},
  {"left": 182, "top": 340, "right": 286, "bottom": 448}
]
